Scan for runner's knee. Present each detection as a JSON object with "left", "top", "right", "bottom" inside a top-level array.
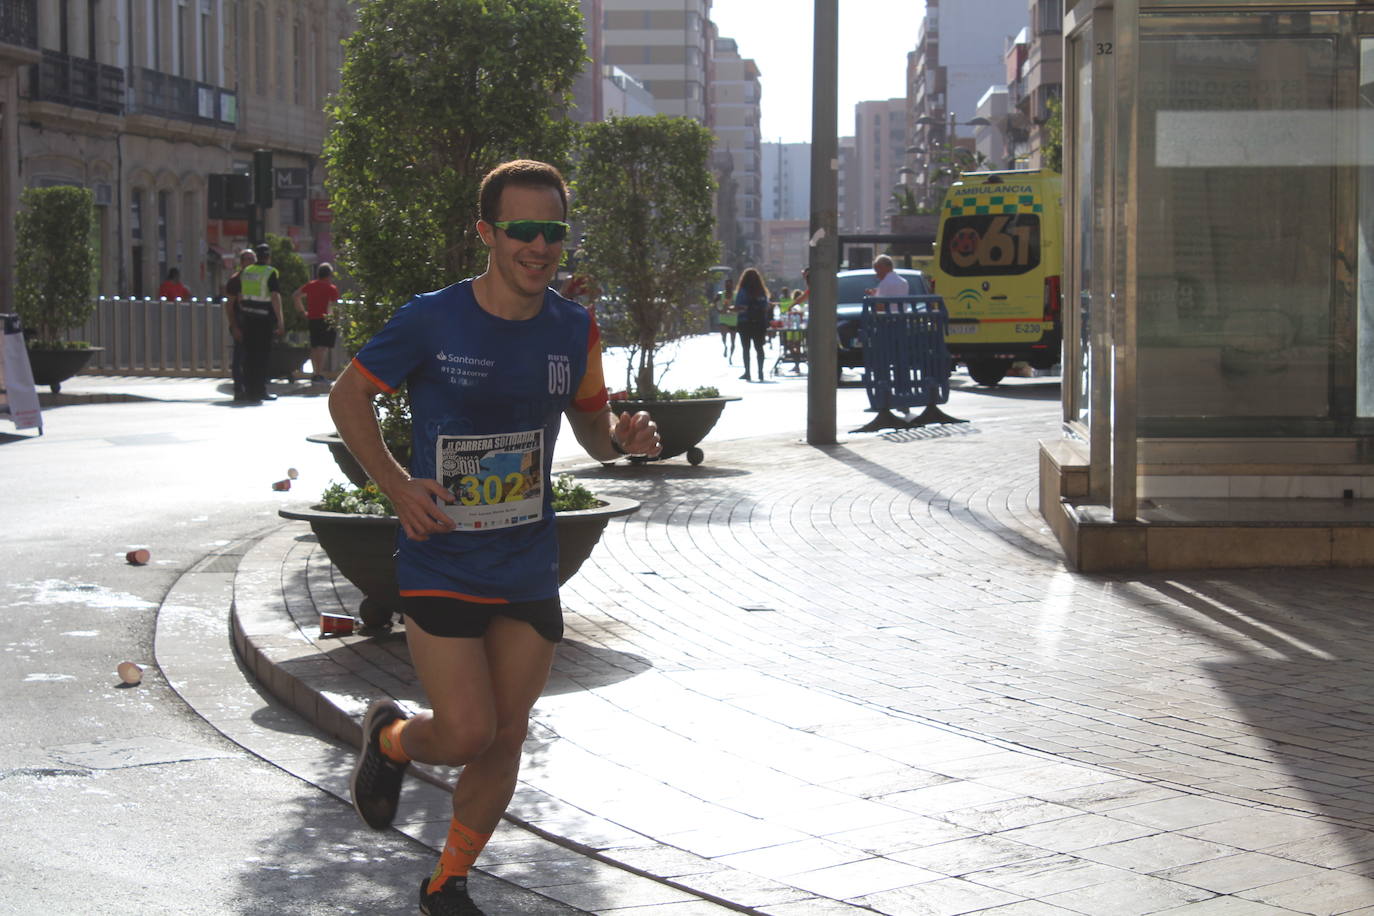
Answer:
[{"left": 428, "top": 711, "right": 497, "bottom": 766}]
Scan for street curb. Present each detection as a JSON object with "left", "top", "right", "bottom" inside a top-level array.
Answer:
[{"left": 230, "top": 524, "right": 751, "bottom": 913}]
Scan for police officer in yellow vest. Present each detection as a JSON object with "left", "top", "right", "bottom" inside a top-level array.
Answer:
[{"left": 240, "top": 242, "right": 285, "bottom": 402}]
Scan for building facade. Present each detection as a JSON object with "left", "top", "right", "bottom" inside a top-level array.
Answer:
[
  {"left": 908, "top": 0, "right": 1032, "bottom": 205},
  {"left": 760, "top": 218, "right": 808, "bottom": 289},
  {"left": 837, "top": 135, "right": 856, "bottom": 233},
  {"left": 760, "top": 140, "right": 809, "bottom": 222},
  {"left": 853, "top": 98, "right": 907, "bottom": 233},
  {"left": 708, "top": 35, "right": 761, "bottom": 268},
  {"left": 6, "top": 0, "right": 351, "bottom": 306},
  {"left": 1042, "top": 0, "right": 1374, "bottom": 571},
  {"left": 601, "top": 0, "right": 711, "bottom": 121},
  {"left": 1018, "top": 0, "right": 1062, "bottom": 167}
]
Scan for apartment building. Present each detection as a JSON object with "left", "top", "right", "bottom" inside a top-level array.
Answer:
[
  {"left": 572, "top": 0, "right": 604, "bottom": 121},
  {"left": 2, "top": 0, "right": 354, "bottom": 304},
  {"left": 4, "top": 0, "right": 352, "bottom": 304},
  {"left": 837, "top": 135, "right": 856, "bottom": 232},
  {"left": 710, "top": 35, "right": 761, "bottom": 265},
  {"left": 760, "top": 141, "right": 809, "bottom": 222},
  {"left": 760, "top": 218, "right": 808, "bottom": 288},
  {"left": 853, "top": 98, "right": 907, "bottom": 233},
  {"left": 601, "top": 0, "right": 711, "bottom": 121},
  {"left": 1018, "top": 0, "right": 1062, "bottom": 167},
  {"left": 908, "top": 0, "right": 1028, "bottom": 205}
]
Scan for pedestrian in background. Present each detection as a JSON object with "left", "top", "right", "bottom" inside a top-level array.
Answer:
[
  {"left": 734, "top": 267, "right": 771, "bottom": 382},
  {"left": 224, "top": 248, "right": 256, "bottom": 402},
  {"left": 158, "top": 267, "right": 191, "bottom": 301},
  {"left": 293, "top": 262, "right": 340, "bottom": 384},
  {"left": 865, "top": 254, "right": 909, "bottom": 312},
  {"left": 237, "top": 242, "right": 284, "bottom": 403},
  {"left": 718, "top": 278, "right": 737, "bottom": 364}
]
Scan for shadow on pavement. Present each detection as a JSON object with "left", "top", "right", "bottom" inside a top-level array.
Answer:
[
  {"left": 1089, "top": 568, "right": 1374, "bottom": 867},
  {"left": 951, "top": 380, "right": 1062, "bottom": 400}
]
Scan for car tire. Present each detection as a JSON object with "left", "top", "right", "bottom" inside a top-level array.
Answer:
[{"left": 966, "top": 358, "right": 1012, "bottom": 387}]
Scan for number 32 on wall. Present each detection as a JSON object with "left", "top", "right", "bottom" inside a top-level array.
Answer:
[{"left": 1096, "top": 42, "right": 1113, "bottom": 55}]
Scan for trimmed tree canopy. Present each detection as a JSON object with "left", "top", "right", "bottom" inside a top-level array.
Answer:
[
  {"left": 574, "top": 115, "right": 719, "bottom": 397},
  {"left": 15, "top": 185, "right": 97, "bottom": 346},
  {"left": 323, "top": 0, "right": 585, "bottom": 352}
]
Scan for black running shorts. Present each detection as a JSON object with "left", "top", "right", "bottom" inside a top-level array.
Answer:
[
  {"left": 402, "top": 594, "right": 563, "bottom": 644},
  {"left": 308, "top": 317, "right": 337, "bottom": 349}
]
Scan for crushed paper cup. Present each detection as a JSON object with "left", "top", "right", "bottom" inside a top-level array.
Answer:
[
  {"left": 126, "top": 549, "right": 151, "bottom": 565},
  {"left": 272, "top": 479, "right": 291, "bottom": 491},
  {"left": 319, "top": 613, "right": 355, "bottom": 637},
  {"left": 117, "top": 662, "right": 143, "bottom": 685}
]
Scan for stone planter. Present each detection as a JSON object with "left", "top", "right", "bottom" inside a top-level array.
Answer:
[
  {"left": 307, "top": 432, "right": 369, "bottom": 487},
  {"left": 614, "top": 396, "right": 739, "bottom": 466},
  {"left": 278, "top": 495, "right": 639, "bottom": 631},
  {"left": 26, "top": 346, "right": 101, "bottom": 393},
  {"left": 268, "top": 342, "right": 311, "bottom": 381}
]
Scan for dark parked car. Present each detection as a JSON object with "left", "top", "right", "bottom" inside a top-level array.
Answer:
[{"left": 835, "top": 267, "right": 934, "bottom": 373}]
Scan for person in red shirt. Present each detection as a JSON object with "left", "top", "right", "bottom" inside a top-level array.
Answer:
[
  {"left": 292, "top": 262, "right": 341, "bottom": 383},
  {"left": 158, "top": 267, "right": 191, "bottom": 300}
]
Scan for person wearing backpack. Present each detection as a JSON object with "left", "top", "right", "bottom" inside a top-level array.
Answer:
[{"left": 733, "top": 267, "right": 772, "bottom": 382}]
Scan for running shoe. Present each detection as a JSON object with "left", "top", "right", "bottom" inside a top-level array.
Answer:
[
  {"left": 420, "top": 876, "right": 485, "bottom": 915},
  {"left": 351, "top": 698, "right": 409, "bottom": 829}
]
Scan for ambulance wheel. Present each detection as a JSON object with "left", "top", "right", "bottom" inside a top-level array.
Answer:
[
  {"left": 686, "top": 447, "right": 705, "bottom": 466},
  {"left": 967, "top": 358, "right": 1011, "bottom": 387}
]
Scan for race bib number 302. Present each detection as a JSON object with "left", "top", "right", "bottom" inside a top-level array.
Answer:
[{"left": 435, "top": 430, "right": 545, "bottom": 531}]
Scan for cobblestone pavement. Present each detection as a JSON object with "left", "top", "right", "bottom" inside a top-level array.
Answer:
[{"left": 210, "top": 389, "right": 1374, "bottom": 915}]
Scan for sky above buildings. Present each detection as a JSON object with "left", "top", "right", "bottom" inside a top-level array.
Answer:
[{"left": 710, "top": 0, "right": 923, "bottom": 144}]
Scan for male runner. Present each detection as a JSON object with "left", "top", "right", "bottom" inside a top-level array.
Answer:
[{"left": 329, "top": 159, "right": 660, "bottom": 916}]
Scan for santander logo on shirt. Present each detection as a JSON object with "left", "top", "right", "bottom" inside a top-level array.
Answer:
[{"left": 435, "top": 350, "right": 495, "bottom": 386}]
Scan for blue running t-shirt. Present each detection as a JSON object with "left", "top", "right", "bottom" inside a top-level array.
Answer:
[{"left": 352, "top": 279, "right": 608, "bottom": 603}]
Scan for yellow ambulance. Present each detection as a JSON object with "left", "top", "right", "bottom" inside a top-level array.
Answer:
[{"left": 927, "top": 169, "right": 1063, "bottom": 386}]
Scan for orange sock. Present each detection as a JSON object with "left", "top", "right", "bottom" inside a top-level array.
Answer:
[
  {"left": 427, "top": 819, "right": 492, "bottom": 894},
  {"left": 379, "top": 718, "right": 410, "bottom": 764}
]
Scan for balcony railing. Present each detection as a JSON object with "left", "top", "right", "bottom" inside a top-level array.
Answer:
[
  {"left": 0, "top": 0, "right": 38, "bottom": 48},
  {"left": 31, "top": 49, "right": 124, "bottom": 114},
  {"left": 130, "top": 67, "right": 238, "bottom": 127}
]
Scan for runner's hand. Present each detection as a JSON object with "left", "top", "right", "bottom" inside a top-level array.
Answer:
[
  {"left": 390, "top": 477, "right": 457, "bottom": 542},
  {"left": 614, "top": 410, "right": 662, "bottom": 458}
]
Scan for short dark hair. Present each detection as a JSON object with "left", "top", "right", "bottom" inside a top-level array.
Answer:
[
  {"left": 479, "top": 160, "right": 568, "bottom": 224},
  {"left": 316, "top": 262, "right": 333, "bottom": 279}
]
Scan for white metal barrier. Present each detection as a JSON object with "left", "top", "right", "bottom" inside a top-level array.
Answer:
[
  {"left": 72, "top": 296, "right": 348, "bottom": 378},
  {"left": 76, "top": 296, "right": 233, "bottom": 376}
]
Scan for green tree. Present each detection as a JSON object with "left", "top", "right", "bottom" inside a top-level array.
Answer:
[
  {"left": 266, "top": 233, "right": 309, "bottom": 338},
  {"left": 321, "top": 0, "right": 584, "bottom": 463},
  {"left": 322, "top": 0, "right": 584, "bottom": 353},
  {"left": 14, "top": 186, "right": 97, "bottom": 347},
  {"left": 1043, "top": 95, "right": 1064, "bottom": 173},
  {"left": 574, "top": 115, "right": 719, "bottom": 398}
]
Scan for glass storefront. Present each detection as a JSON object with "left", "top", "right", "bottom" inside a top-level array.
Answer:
[
  {"left": 1046, "top": 1, "right": 1374, "bottom": 568},
  {"left": 1137, "top": 16, "right": 1347, "bottom": 437}
]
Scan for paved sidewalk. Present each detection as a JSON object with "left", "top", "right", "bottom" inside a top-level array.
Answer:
[{"left": 205, "top": 399, "right": 1374, "bottom": 915}]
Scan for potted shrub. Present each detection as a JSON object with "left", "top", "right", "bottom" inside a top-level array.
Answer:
[
  {"left": 574, "top": 115, "right": 737, "bottom": 465},
  {"left": 14, "top": 185, "right": 102, "bottom": 392},
  {"left": 260, "top": 233, "right": 312, "bottom": 381},
  {"left": 279, "top": 474, "right": 638, "bottom": 631}
]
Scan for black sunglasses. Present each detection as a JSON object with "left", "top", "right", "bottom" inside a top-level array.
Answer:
[{"left": 492, "top": 219, "right": 570, "bottom": 244}]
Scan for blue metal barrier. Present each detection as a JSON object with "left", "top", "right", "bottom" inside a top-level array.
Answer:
[{"left": 854, "top": 294, "right": 965, "bottom": 432}]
